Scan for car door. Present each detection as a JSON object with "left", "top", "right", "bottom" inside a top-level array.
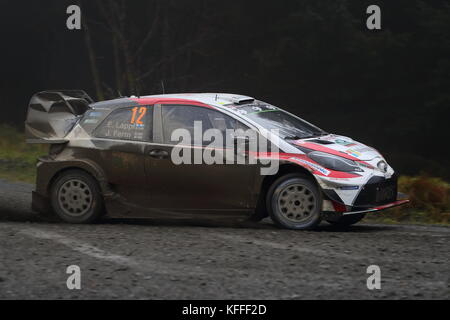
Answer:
[
  {"left": 144, "top": 104, "right": 258, "bottom": 212},
  {"left": 91, "top": 105, "right": 153, "bottom": 206}
]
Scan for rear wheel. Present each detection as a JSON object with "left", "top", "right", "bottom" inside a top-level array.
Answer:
[
  {"left": 326, "top": 213, "right": 366, "bottom": 227},
  {"left": 50, "top": 169, "right": 104, "bottom": 224},
  {"left": 267, "top": 174, "right": 322, "bottom": 230}
]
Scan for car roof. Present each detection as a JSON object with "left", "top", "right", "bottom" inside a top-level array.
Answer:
[{"left": 89, "top": 93, "right": 255, "bottom": 110}]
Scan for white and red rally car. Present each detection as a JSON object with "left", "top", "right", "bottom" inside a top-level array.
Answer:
[{"left": 26, "top": 91, "right": 409, "bottom": 230}]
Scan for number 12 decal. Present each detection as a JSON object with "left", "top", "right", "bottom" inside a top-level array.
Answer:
[{"left": 131, "top": 107, "right": 147, "bottom": 125}]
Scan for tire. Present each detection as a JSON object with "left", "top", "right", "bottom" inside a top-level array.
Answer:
[
  {"left": 267, "top": 174, "right": 322, "bottom": 230},
  {"left": 326, "top": 213, "right": 366, "bottom": 227},
  {"left": 50, "top": 169, "right": 104, "bottom": 224}
]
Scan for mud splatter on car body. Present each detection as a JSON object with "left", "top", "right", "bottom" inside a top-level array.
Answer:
[{"left": 25, "top": 90, "right": 408, "bottom": 228}]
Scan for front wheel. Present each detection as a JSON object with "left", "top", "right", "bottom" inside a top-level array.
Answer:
[
  {"left": 50, "top": 169, "right": 105, "bottom": 224},
  {"left": 267, "top": 174, "right": 322, "bottom": 230}
]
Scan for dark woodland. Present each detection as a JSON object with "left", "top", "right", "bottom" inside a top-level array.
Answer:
[{"left": 0, "top": 0, "right": 449, "bottom": 179}]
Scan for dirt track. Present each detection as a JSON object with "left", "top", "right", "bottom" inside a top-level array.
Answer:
[{"left": 0, "top": 179, "right": 448, "bottom": 299}]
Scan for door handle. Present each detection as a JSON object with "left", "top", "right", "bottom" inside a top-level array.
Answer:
[{"left": 149, "top": 149, "right": 169, "bottom": 160}]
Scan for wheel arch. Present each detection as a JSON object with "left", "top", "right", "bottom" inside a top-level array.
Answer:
[
  {"left": 41, "top": 159, "right": 111, "bottom": 197},
  {"left": 253, "top": 162, "right": 321, "bottom": 219}
]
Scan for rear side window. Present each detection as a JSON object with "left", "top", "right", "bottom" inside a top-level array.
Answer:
[{"left": 95, "top": 106, "right": 152, "bottom": 141}]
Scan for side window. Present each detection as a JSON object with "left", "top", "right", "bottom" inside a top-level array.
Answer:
[
  {"left": 162, "top": 105, "right": 248, "bottom": 146},
  {"left": 95, "top": 106, "right": 152, "bottom": 141}
]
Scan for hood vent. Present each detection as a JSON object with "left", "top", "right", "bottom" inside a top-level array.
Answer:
[{"left": 307, "top": 139, "right": 335, "bottom": 145}]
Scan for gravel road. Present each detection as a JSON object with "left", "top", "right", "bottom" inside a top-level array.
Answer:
[{"left": 0, "top": 179, "right": 448, "bottom": 300}]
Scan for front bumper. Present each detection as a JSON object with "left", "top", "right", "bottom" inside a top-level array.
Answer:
[
  {"left": 342, "top": 198, "right": 410, "bottom": 216},
  {"left": 321, "top": 172, "right": 410, "bottom": 216}
]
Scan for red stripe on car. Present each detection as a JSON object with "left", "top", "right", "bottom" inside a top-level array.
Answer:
[
  {"left": 252, "top": 152, "right": 360, "bottom": 179},
  {"left": 130, "top": 98, "right": 215, "bottom": 109}
]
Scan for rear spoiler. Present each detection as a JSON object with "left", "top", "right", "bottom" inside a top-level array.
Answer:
[{"left": 25, "top": 90, "right": 94, "bottom": 144}]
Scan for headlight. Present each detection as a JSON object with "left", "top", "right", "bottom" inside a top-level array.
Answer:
[{"left": 308, "top": 151, "right": 363, "bottom": 172}]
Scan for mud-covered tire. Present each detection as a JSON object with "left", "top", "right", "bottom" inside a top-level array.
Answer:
[
  {"left": 50, "top": 169, "right": 104, "bottom": 224},
  {"left": 326, "top": 213, "right": 366, "bottom": 227},
  {"left": 267, "top": 174, "right": 322, "bottom": 230}
]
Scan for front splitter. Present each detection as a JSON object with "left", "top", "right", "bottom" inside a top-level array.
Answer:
[{"left": 342, "top": 199, "right": 410, "bottom": 216}]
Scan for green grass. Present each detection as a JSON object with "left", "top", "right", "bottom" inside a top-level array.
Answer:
[
  {"left": 0, "top": 124, "right": 448, "bottom": 224},
  {"left": 0, "top": 124, "right": 48, "bottom": 183},
  {"left": 366, "top": 175, "right": 450, "bottom": 225}
]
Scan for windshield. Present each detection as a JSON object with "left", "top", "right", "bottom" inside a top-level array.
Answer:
[{"left": 230, "top": 101, "right": 327, "bottom": 139}]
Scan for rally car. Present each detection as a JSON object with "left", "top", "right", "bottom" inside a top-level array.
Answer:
[{"left": 25, "top": 90, "right": 409, "bottom": 230}]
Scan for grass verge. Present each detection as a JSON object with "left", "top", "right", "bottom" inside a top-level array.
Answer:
[
  {"left": 0, "top": 124, "right": 47, "bottom": 183},
  {"left": 366, "top": 175, "right": 449, "bottom": 225}
]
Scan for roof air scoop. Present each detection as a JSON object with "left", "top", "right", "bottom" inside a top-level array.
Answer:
[
  {"left": 231, "top": 95, "right": 255, "bottom": 105},
  {"left": 217, "top": 94, "right": 255, "bottom": 105}
]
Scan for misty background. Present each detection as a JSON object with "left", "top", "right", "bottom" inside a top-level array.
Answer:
[{"left": 0, "top": 0, "right": 448, "bottom": 179}]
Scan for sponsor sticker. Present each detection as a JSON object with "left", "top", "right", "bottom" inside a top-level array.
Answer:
[
  {"left": 346, "top": 149, "right": 362, "bottom": 158},
  {"left": 290, "top": 157, "right": 330, "bottom": 176},
  {"left": 353, "top": 146, "right": 373, "bottom": 153}
]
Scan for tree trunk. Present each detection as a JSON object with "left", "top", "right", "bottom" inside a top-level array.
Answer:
[{"left": 80, "top": 2, "right": 104, "bottom": 101}]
